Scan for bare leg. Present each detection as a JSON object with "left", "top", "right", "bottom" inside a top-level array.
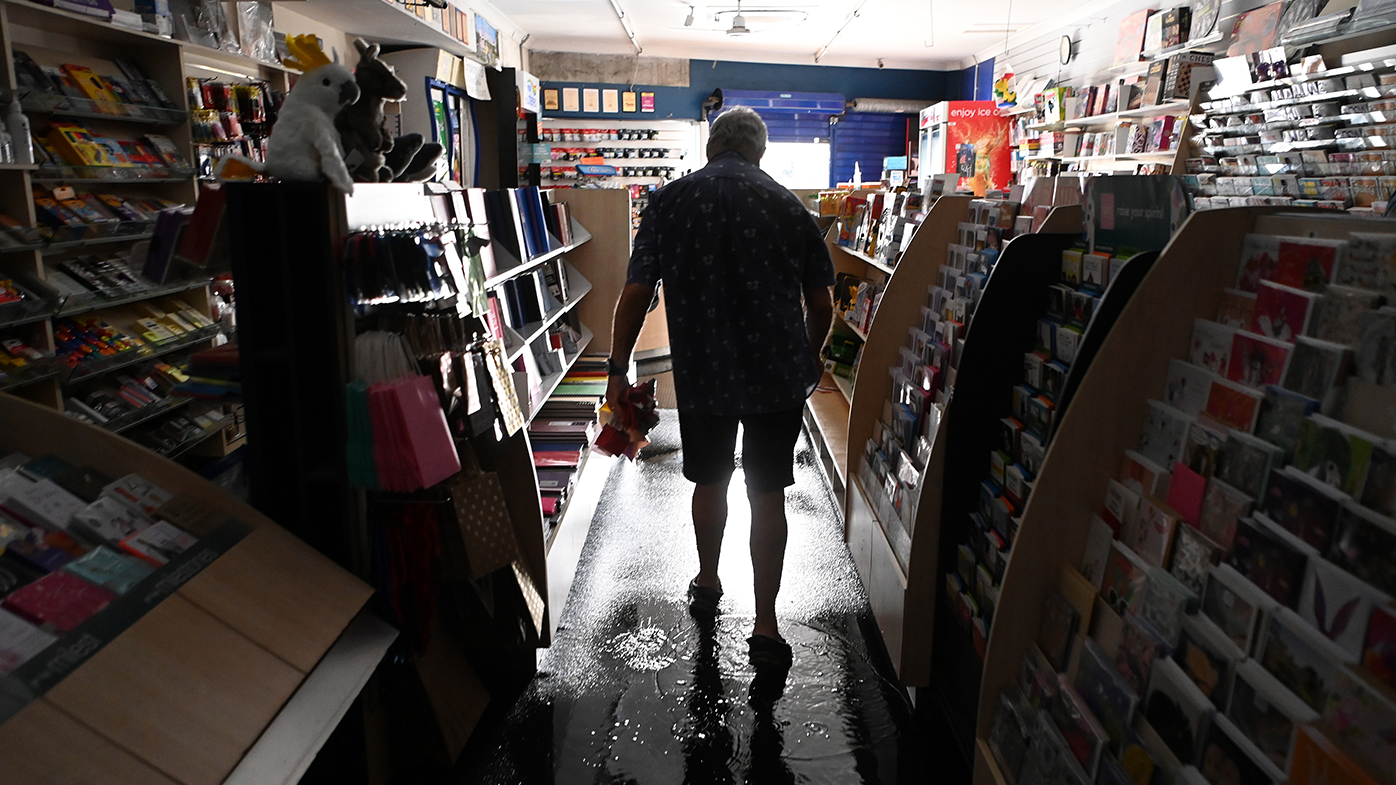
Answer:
[
  {"left": 749, "top": 488, "right": 787, "bottom": 641},
  {"left": 692, "top": 481, "right": 728, "bottom": 592}
]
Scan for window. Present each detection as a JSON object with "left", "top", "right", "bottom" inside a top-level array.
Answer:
[{"left": 762, "top": 141, "right": 830, "bottom": 190}]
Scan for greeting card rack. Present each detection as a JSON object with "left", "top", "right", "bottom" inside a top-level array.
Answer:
[{"left": 963, "top": 207, "right": 1339, "bottom": 785}]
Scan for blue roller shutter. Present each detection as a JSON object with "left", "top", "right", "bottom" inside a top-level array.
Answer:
[
  {"left": 713, "top": 90, "right": 843, "bottom": 142},
  {"left": 829, "top": 113, "right": 914, "bottom": 186}
]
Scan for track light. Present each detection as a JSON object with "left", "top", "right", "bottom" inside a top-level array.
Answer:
[{"left": 684, "top": 5, "right": 694, "bottom": 26}]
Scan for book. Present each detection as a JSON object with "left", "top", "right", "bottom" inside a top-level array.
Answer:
[
  {"left": 1229, "top": 658, "right": 1321, "bottom": 772},
  {"left": 1, "top": 570, "right": 114, "bottom": 633},
  {"left": 1145, "top": 657, "right": 1217, "bottom": 765},
  {"left": 1051, "top": 675, "right": 1111, "bottom": 778},
  {"left": 1205, "top": 378, "right": 1264, "bottom": 432},
  {"left": 1251, "top": 280, "right": 1317, "bottom": 341},
  {"left": 1166, "top": 359, "right": 1217, "bottom": 417},
  {"left": 1115, "top": 9, "right": 1152, "bottom": 66},
  {"left": 1365, "top": 604, "right": 1396, "bottom": 690},
  {"left": 119, "top": 519, "right": 196, "bottom": 566},
  {"left": 1168, "top": 462, "right": 1208, "bottom": 524},
  {"left": 1310, "top": 286, "right": 1381, "bottom": 347},
  {"left": 1197, "top": 478, "right": 1253, "bottom": 549},
  {"left": 1323, "top": 669, "right": 1396, "bottom": 782},
  {"left": 1079, "top": 635, "right": 1142, "bottom": 752},
  {"left": 1134, "top": 496, "right": 1182, "bottom": 568},
  {"left": 1204, "top": 563, "right": 1278, "bottom": 654},
  {"left": 1292, "top": 415, "right": 1376, "bottom": 498},
  {"left": 1226, "top": 331, "right": 1292, "bottom": 390},
  {"left": 1198, "top": 713, "right": 1288, "bottom": 785},
  {"left": 1039, "top": 587, "right": 1081, "bottom": 671},
  {"left": 1230, "top": 513, "right": 1315, "bottom": 608},
  {"left": 0, "top": 606, "right": 56, "bottom": 675},
  {"left": 1284, "top": 337, "right": 1353, "bottom": 403},
  {"left": 1298, "top": 556, "right": 1390, "bottom": 663},
  {"left": 1262, "top": 466, "right": 1347, "bottom": 553},
  {"left": 1103, "top": 540, "right": 1152, "bottom": 616},
  {"left": 1184, "top": 420, "right": 1228, "bottom": 480},
  {"left": 1191, "top": 319, "right": 1237, "bottom": 376},
  {"left": 1217, "top": 288, "right": 1259, "bottom": 330},
  {"left": 1116, "top": 612, "right": 1170, "bottom": 697},
  {"left": 1255, "top": 385, "right": 1320, "bottom": 459},
  {"left": 1177, "top": 613, "right": 1246, "bottom": 702},
  {"left": 1142, "top": 565, "right": 1200, "bottom": 646},
  {"left": 1334, "top": 232, "right": 1395, "bottom": 292},
  {"left": 1140, "top": 400, "right": 1194, "bottom": 471},
  {"left": 1227, "top": 1, "right": 1284, "bottom": 57},
  {"left": 1085, "top": 512, "right": 1117, "bottom": 589},
  {"left": 1121, "top": 450, "right": 1171, "bottom": 499},
  {"left": 1257, "top": 605, "right": 1354, "bottom": 712},
  {"left": 1328, "top": 500, "right": 1396, "bottom": 596},
  {"left": 1289, "top": 723, "right": 1382, "bottom": 785},
  {"left": 61, "top": 545, "right": 153, "bottom": 594},
  {"left": 1172, "top": 520, "right": 1226, "bottom": 596},
  {"left": 1219, "top": 429, "right": 1284, "bottom": 502}
]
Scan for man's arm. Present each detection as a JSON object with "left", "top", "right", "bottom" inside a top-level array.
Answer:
[
  {"left": 606, "top": 282, "right": 658, "bottom": 405},
  {"left": 803, "top": 282, "right": 834, "bottom": 367}
]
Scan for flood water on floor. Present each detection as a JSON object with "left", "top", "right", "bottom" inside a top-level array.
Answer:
[{"left": 457, "top": 412, "right": 952, "bottom": 784}]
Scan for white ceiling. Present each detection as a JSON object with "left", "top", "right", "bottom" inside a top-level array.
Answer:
[{"left": 481, "top": 0, "right": 1101, "bottom": 71}]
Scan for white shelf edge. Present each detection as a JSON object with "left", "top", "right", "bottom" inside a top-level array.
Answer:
[
  {"left": 505, "top": 267, "right": 594, "bottom": 364},
  {"left": 223, "top": 609, "right": 397, "bottom": 785},
  {"left": 525, "top": 325, "right": 596, "bottom": 423}
]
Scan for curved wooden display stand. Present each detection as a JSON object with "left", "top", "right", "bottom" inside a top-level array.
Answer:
[
  {"left": 843, "top": 195, "right": 971, "bottom": 685},
  {"left": 969, "top": 207, "right": 1295, "bottom": 785},
  {"left": 0, "top": 394, "right": 378, "bottom": 785},
  {"left": 929, "top": 230, "right": 1082, "bottom": 751}
]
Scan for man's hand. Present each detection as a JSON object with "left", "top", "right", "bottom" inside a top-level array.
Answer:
[{"left": 606, "top": 374, "right": 630, "bottom": 416}]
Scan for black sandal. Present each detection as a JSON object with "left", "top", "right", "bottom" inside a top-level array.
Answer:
[
  {"left": 747, "top": 634, "right": 793, "bottom": 669},
  {"left": 687, "top": 578, "right": 722, "bottom": 617}
]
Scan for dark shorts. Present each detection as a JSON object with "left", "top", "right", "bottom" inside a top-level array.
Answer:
[{"left": 677, "top": 407, "right": 804, "bottom": 493}]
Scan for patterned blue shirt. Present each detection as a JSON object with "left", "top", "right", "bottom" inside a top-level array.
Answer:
[{"left": 626, "top": 151, "right": 835, "bottom": 415}]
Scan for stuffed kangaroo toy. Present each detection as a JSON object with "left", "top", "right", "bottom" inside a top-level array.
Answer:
[{"left": 337, "top": 38, "right": 408, "bottom": 183}]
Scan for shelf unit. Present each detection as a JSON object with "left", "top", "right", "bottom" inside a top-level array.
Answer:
[
  {"left": 963, "top": 207, "right": 1341, "bottom": 785},
  {"left": 293, "top": 0, "right": 480, "bottom": 60},
  {"left": 0, "top": 0, "right": 239, "bottom": 452},
  {"left": 842, "top": 195, "right": 971, "bottom": 686}
]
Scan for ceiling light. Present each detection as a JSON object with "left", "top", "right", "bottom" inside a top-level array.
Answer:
[
  {"left": 728, "top": 12, "right": 751, "bottom": 35},
  {"left": 607, "top": 0, "right": 643, "bottom": 54}
]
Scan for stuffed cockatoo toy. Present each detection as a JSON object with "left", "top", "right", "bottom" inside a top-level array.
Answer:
[{"left": 216, "top": 36, "right": 359, "bottom": 194}]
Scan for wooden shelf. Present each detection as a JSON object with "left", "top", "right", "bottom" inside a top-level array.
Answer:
[
  {"left": 831, "top": 371, "right": 854, "bottom": 402},
  {"left": 834, "top": 244, "right": 895, "bottom": 275},
  {"left": 807, "top": 371, "right": 851, "bottom": 489},
  {"left": 839, "top": 314, "right": 869, "bottom": 341},
  {"left": 293, "top": 0, "right": 479, "bottom": 60},
  {"left": 483, "top": 220, "right": 593, "bottom": 289},
  {"left": 524, "top": 325, "right": 595, "bottom": 422},
  {"left": 3, "top": 0, "right": 182, "bottom": 47},
  {"left": 966, "top": 208, "right": 1323, "bottom": 783},
  {"left": 504, "top": 263, "right": 594, "bottom": 363},
  {"left": 841, "top": 195, "right": 971, "bottom": 688}
]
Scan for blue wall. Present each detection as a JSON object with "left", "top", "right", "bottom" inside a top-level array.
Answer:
[
  {"left": 953, "top": 57, "right": 996, "bottom": 101},
  {"left": 541, "top": 58, "right": 955, "bottom": 121}
]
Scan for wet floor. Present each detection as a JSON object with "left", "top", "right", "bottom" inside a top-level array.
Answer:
[{"left": 456, "top": 412, "right": 952, "bottom": 784}]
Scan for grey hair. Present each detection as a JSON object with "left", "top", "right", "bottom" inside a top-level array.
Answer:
[{"left": 708, "top": 106, "right": 768, "bottom": 158}]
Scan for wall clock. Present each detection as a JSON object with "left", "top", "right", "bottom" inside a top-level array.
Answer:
[{"left": 1059, "top": 35, "right": 1073, "bottom": 65}]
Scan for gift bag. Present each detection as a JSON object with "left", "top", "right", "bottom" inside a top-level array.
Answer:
[{"left": 445, "top": 471, "right": 518, "bottom": 580}]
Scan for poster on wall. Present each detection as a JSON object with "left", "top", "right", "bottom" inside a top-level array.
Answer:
[
  {"left": 562, "top": 87, "right": 579, "bottom": 112},
  {"left": 1082, "top": 176, "right": 1191, "bottom": 256},
  {"left": 640, "top": 92, "right": 655, "bottom": 112},
  {"left": 475, "top": 13, "right": 500, "bottom": 68},
  {"left": 944, "top": 100, "right": 1010, "bottom": 196},
  {"left": 520, "top": 73, "right": 541, "bottom": 114},
  {"left": 623, "top": 91, "right": 637, "bottom": 112},
  {"left": 582, "top": 88, "right": 599, "bottom": 112},
  {"left": 602, "top": 89, "right": 619, "bottom": 113},
  {"left": 543, "top": 89, "right": 559, "bottom": 111}
]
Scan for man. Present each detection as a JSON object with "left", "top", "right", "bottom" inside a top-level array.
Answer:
[{"left": 605, "top": 106, "right": 834, "bottom": 668}]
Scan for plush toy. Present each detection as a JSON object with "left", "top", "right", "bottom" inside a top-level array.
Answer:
[
  {"left": 337, "top": 38, "right": 408, "bottom": 183},
  {"left": 383, "top": 133, "right": 446, "bottom": 183},
  {"left": 216, "top": 35, "right": 359, "bottom": 194}
]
